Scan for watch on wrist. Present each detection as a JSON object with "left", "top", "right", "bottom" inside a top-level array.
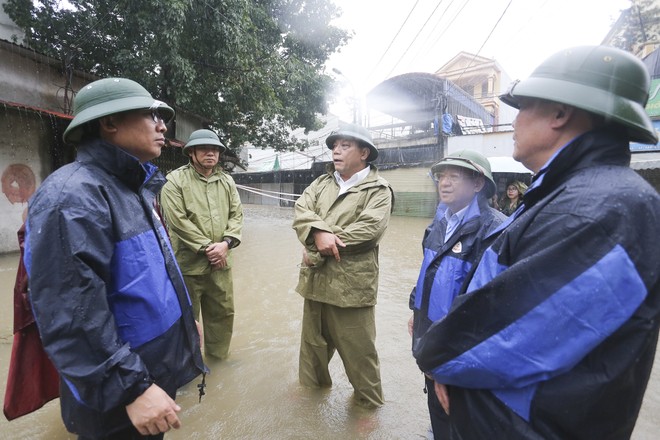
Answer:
[{"left": 223, "top": 237, "right": 233, "bottom": 248}]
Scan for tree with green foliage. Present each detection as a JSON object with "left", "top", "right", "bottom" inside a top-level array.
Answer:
[{"left": 4, "top": 0, "right": 350, "bottom": 151}]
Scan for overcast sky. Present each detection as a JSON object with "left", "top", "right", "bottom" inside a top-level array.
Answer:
[{"left": 326, "top": 0, "right": 632, "bottom": 120}]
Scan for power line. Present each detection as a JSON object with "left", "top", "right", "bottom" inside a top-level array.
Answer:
[
  {"left": 68, "top": 1, "right": 124, "bottom": 49},
  {"left": 498, "top": 0, "right": 550, "bottom": 55},
  {"left": 366, "top": 0, "right": 422, "bottom": 83},
  {"left": 385, "top": 1, "right": 449, "bottom": 79},
  {"left": 411, "top": 0, "right": 461, "bottom": 62},
  {"left": 446, "top": 0, "right": 514, "bottom": 94},
  {"left": 424, "top": 0, "right": 473, "bottom": 64}
]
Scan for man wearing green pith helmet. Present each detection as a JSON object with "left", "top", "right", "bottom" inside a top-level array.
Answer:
[
  {"left": 293, "top": 123, "right": 393, "bottom": 408},
  {"left": 161, "top": 129, "right": 243, "bottom": 361},
  {"left": 414, "top": 46, "right": 660, "bottom": 439},
  {"left": 24, "top": 78, "right": 206, "bottom": 439}
]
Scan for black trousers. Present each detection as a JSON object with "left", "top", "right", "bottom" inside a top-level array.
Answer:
[{"left": 426, "top": 376, "right": 450, "bottom": 440}]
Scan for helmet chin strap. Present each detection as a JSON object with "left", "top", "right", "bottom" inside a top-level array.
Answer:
[{"left": 190, "top": 148, "right": 217, "bottom": 176}]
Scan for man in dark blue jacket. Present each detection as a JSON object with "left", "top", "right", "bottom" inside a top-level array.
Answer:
[
  {"left": 24, "top": 78, "right": 206, "bottom": 439},
  {"left": 414, "top": 46, "right": 660, "bottom": 439},
  {"left": 409, "top": 150, "right": 504, "bottom": 438}
]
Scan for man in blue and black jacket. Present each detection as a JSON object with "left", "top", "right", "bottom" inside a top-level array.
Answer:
[
  {"left": 409, "top": 150, "right": 505, "bottom": 438},
  {"left": 414, "top": 46, "right": 660, "bottom": 439},
  {"left": 24, "top": 78, "right": 207, "bottom": 439}
]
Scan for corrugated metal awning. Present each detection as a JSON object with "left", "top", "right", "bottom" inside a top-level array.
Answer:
[
  {"left": 0, "top": 98, "right": 73, "bottom": 119},
  {"left": 630, "top": 152, "right": 660, "bottom": 170},
  {"left": 488, "top": 156, "right": 532, "bottom": 174}
]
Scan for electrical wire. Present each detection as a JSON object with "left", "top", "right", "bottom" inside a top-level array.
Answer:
[
  {"left": 424, "top": 0, "right": 473, "bottom": 63},
  {"left": 366, "top": 0, "right": 422, "bottom": 83},
  {"left": 68, "top": 1, "right": 124, "bottom": 49},
  {"left": 235, "top": 184, "right": 299, "bottom": 202},
  {"left": 385, "top": 1, "right": 450, "bottom": 79},
  {"left": 410, "top": 0, "right": 460, "bottom": 64},
  {"left": 445, "top": 0, "right": 514, "bottom": 94}
]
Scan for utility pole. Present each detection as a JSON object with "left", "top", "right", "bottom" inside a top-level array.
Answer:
[{"left": 332, "top": 68, "right": 361, "bottom": 125}]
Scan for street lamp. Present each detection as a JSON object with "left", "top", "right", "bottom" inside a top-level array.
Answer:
[{"left": 332, "top": 68, "right": 362, "bottom": 125}]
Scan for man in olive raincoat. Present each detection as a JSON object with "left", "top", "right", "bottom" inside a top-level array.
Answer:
[
  {"left": 161, "top": 129, "right": 243, "bottom": 361},
  {"left": 293, "top": 123, "right": 393, "bottom": 408}
]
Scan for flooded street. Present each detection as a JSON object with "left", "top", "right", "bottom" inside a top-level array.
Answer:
[{"left": 0, "top": 204, "right": 658, "bottom": 439}]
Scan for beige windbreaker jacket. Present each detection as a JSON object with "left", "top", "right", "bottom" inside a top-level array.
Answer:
[{"left": 293, "top": 165, "right": 393, "bottom": 307}]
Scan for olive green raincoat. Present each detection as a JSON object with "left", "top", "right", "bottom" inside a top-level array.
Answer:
[
  {"left": 160, "top": 163, "right": 243, "bottom": 274},
  {"left": 293, "top": 165, "right": 393, "bottom": 307}
]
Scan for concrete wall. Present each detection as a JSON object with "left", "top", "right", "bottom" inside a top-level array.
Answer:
[
  {"left": 380, "top": 167, "right": 437, "bottom": 217},
  {"left": 447, "top": 130, "right": 515, "bottom": 157},
  {"left": 0, "top": 40, "right": 88, "bottom": 254},
  {"left": 237, "top": 183, "right": 295, "bottom": 207},
  {"left": 0, "top": 107, "right": 54, "bottom": 253},
  {"left": 0, "top": 40, "right": 90, "bottom": 113}
]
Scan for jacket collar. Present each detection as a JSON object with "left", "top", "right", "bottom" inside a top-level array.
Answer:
[
  {"left": 185, "top": 162, "right": 225, "bottom": 180},
  {"left": 523, "top": 127, "right": 630, "bottom": 209},
  {"left": 435, "top": 195, "right": 490, "bottom": 225},
  {"left": 326, "top": 162, "right": 382, "bottom": 190},
  {"left": 76, "top": 138, "right": 162, "bottom": 192}
]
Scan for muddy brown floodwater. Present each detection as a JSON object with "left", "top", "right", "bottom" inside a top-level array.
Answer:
[{"left": 0, "top": 204, "right": 657, "bottom": 439}]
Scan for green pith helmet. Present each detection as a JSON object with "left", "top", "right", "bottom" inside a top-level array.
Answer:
[
  {"left": 500, "top": 45, "right": 658, "bottom": 144},
  {"left": 63, "top": 77, "right": 175, "bottom": 145},
  {"left": 431, "top": 150, "right": 496, "bottom": 198},
  {"left": 183, "top": 129, "right": 226, "bottom": 156},
  {"left": 325, "top": 123, "right": 379, "bottom": 162}
]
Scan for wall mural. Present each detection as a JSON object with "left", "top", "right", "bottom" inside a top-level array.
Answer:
[{"left": 1, "top": 164, "right": 36, "bottom": 204}]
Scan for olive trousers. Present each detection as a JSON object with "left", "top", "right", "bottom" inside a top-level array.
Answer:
[
  {"left": 183, "top": 269, "right": 234, "bottom": 360},
  {"left": 299, "top": 298, "right": 384, "bottom": 408}
]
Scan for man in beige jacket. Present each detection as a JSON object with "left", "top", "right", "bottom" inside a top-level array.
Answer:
[{"left": 293, "top": 123, "right": 393, "bottom": 408}]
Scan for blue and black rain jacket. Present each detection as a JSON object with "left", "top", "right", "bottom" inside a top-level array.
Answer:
[
  {"left": 410, "top": 196, "right": 504, "bottom": 351},
  {"left": 414, "top": 128, "right": 660, "bottom": 439},
  {"left": 24, "top": 139, "right": 206, "bottom": 438}
]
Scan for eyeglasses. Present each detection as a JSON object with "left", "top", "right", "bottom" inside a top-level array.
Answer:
[
  {"left": 146, "top": 109, "right": 167, "bottom": 124},
  {"left": 148, "top": 101, "right": 169, "bottom": 125},
  {"left": 429, "top": 171, "right": 469, "bottom": 184}
]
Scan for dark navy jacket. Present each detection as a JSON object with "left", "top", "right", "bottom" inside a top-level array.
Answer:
[
  {"left": 414, "top": 128, "right": 660, "bottom": 439},
  {"left": 410, "top": 196, "right": 505, "bottom": 351},
  {"left": 24, "top": 139, "right": 206, "bottom": 438}
]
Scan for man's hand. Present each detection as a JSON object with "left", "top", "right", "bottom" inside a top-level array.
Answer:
[
  {"left": 434, "top": 382, "right": 450, "bottom": 415},
  {"left": 206, "top": 242, "right": 229, "bottom": 269},
  {"left": 126, "top": 384, "right": 182, "bottom": 436},
  {"left": 313, "top": 230, "right": 346, "bottom": 262},
  {"left": 408, "top": 315, "right": 414, "bottom": 337}
]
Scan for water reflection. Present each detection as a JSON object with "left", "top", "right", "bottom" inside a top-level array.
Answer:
[{"left": 0, "top": 205, "right": 658, "bottom": 439}]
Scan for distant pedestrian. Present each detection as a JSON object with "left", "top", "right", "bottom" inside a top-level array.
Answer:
[
  {"left": 293, "top": 123, "right": 393, "bottom": 408},
  {"left": 25, "top": 77, "right": 206, "bottom": 439},
  {"left": 161, "top": 129, "right": 243, "bottom": 361},
  {"left": 498, "top": 180, "right": 527, "bottom": 216},
  {"left": 414, "top": 46, "right": 660, "bottom": 439}
]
